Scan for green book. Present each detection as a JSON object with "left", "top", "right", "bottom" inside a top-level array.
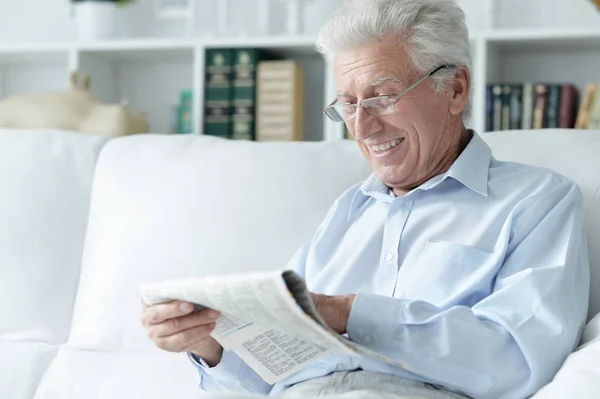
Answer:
[
  {"left": 545, "top": 84, "right": 562, "bottom": 129},
  {"left": 204, "top": 49, "right": 234, "bottom": 138},
  {"left": 231, "top": 49, "right": 274, "bottom": 141}
]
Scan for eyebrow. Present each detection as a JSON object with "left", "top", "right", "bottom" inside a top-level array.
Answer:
[
  {"left": 336, "top": 76, "right": 405, "bottom": 99},
  {"left": 369, "top": 76, "right": 405, "bottom": 88}
]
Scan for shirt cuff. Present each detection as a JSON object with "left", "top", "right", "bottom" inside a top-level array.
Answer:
[
  {"left": 188, "top": 350, "right": 243, "bottom": 377},
  {"left": 347, "top": 291, "right": 405, "bottom": 350}
]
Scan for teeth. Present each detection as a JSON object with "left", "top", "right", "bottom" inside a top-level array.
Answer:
[{"left": 371, "top": 138, "right": 403, "bottom": 153}]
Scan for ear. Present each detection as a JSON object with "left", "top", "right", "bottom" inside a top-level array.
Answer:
[{"left": 448, "top": 66, "right": 470, "bottom": 117}]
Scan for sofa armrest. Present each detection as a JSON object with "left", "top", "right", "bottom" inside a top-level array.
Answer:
[{"left": 532, "top": 314, "right": 600, "bottom": 398}]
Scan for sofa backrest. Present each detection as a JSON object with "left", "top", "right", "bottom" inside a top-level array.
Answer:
[
  {"left": 483, "top": 129, "right": 600, "bottom": 321},
  {"left": 65, "top": 134, "right": 372, "bottom": 354},
  {"left": 0, "top": 129, "right": 107, "bottom": 399}
]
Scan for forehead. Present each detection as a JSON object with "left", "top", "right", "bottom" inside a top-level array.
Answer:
[{"left": 333, "top": 39, "right": 413, "bottom": 93}]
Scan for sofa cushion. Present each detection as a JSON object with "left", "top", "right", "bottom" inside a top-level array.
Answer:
[
  {"left": 531, "top": 314, "right": 600, "bottom": 398},
  {"left": 0, "top": 341, "right": 58, "bottom": 399},
  {"left": 0, "top": 129, "right": 107, "bottom": 343},
  {"left": 482, "top": 129, "right": 600, "bottom": 321},
  {"left": 67, "top": 134, "right": 370, "bottom": 353},
  {"left": 34, "top": 347, "right": 201, "bottom": 399}
]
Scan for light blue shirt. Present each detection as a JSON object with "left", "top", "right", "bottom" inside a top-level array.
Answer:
[{"left": 191, "top": 132, "right": 590, "bottom": 399}]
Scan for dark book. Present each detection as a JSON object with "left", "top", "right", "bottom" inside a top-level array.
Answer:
[
  {"left": 509, "top": 85, "right": 523, "bottom": 130},
  {"left": 533, "top": 84, "right": 549, "bottom": 129},
  {"left": 486, "top": 85, "right": 494, "bottom": 132},
  {"left": 559, "top": 85, "right": 578, "bottom": 129},
  {"left": 501, "top": 85, "right": 512, "bottom": 130},
  {"left": 545, "top": 85, "right": 562, "bottom": 128},
  {"left": 231, "top": 49, "right": 275, "bottom": 141},
  {"left": 204, "top": 49, "right": 234, "bottom": 138}
]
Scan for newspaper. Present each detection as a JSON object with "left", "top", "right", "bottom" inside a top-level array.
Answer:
[{"left": 139, "top": 270, "right": 402, "bottom": 384}]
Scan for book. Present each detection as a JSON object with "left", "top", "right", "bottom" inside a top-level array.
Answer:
[
  {"left": 256, "top": 60, "right": 304, "bottom": 142},
  {"left": 521, "top": 82, "right": 534, "bottom": 130},
  {"left": 501, "top": 85, "right": 512, "bottom": 130},
  {"left": 231, "top": 48, "right": 262, "bottom": 141},
  {"left": 509, "top": 85, "right": 523, "bottom": 130},
  {"left": 558, "top": 85, "right": 578, "bottom": 129},
  {"left": 545, "top": 85, "right": 562, "bottom": 129},
  {"left": 485, "top": 85, "right": 494, "bottom": 132},
  {"left": 587, "top": 90, "right": 600, "bottom": 130},
  {"left": 492, "top": 84, "right": 503, "bottom": 131},
  {"left": 204, "top": 49, "right": 234, "bottom": 138},
  {"left": 575, "top": 84, "right": 598, "bottom": 129},
  {"left": 533, "top": 84, "right": 549, "bottom": 129},
  {"left": 139, "top": 270, "right": 403, "bottom": 384}
]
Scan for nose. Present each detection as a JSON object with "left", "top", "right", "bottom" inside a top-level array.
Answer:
[{"left": 350, "top": 105, "right": 383, "bottom": 141}]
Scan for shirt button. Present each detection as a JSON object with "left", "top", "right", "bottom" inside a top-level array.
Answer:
[{"left": 385, "top": 252, "right": 394, "bottom": 261}]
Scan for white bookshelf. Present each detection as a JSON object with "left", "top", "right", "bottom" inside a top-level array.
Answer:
[{"left": 1, "top": 0, "right": 600, "bottom": 140}]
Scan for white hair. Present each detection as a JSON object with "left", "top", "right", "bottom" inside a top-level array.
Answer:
[{"left": 316, "top": 0, "right": 473, "bottom": 121}]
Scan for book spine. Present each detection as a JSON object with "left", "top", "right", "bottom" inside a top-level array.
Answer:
[
  {"left": 575, "top": 84, "right": 598, "bottom": 129},
  {"left": 501, "top": 85, "right": 512, "bottom": 130},
  {"left": 545, "top": 85, "right": 562, "bottom": 128},
  {"left": 586, "top": 86, "right": 600, "bottom": 130},
  {"left": 257, "top": 60, "right": 304, "bottom": 142},
  {"left": 509, "top": 85, "right": 523, "bottom": 130},
  {"left": 232, "top": 48, "right": 260, "bottom": 141},
  {"left": 485, "top": 85, "right": 494, "bottom": 132},
  {"left": 532, "top": 84, "right": 549, "bottom": 129},
  {"left": 521, "top": 82, "right": 534, "bottom": 130},
  {"left": 492, "top": 85, "right": 503, "bottom": 131},
  {"left": 204, "top": 49, "right": 233, "bottom": 138},
  {"left": 558, "top": 85, "right": 578, "bottom": 129}
]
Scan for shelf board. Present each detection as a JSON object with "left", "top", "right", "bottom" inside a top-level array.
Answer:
[
  {"left": 0, "top": 36, "right": 320, "bottom": 59},
  {"left": 485, "top": 28, "right": 600, "bottom": 50},
  {"left": 77, "top": 39, "right": 196, "bottom": 62}
]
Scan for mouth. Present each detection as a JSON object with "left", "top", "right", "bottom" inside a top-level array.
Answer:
[{"left": 370, "top": 138, "right": 405, "bottom": 154}]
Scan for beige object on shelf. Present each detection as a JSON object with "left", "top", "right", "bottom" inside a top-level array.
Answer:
[
  {"left": 0, "top": 72, "right": 150, "bottom": 138},
  {"left": 256, "top": 60, "right": 304, "bottom": 142}
]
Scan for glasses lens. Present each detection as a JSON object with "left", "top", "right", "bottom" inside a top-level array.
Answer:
[
  {"left": 324, "top": 106, "right": 345, "bottom": 122},
  {"left": 362, "top": 96, "right": 395, "bottom": 116}
]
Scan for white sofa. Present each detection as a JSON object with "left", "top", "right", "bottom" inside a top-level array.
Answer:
[{"left": 1, "top": 128, "right": 599, "bottom": 399}]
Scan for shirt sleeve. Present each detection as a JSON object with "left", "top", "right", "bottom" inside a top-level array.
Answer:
[
  {"left": 188, "top": 240, "right": 313, "bottom": 393},
  {"left": 346, "top": 180, "right": 590, "bottom": 399}
]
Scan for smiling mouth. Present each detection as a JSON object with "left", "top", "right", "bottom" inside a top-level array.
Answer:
[{"left": 370, "top": 138, "right": 405, "bottom": 153}]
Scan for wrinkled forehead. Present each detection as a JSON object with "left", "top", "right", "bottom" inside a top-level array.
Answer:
[{"left": 333, "top": 39, "right": 415, "bottom": 95}]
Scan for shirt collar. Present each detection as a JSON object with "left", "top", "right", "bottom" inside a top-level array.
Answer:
[{"left": 347, "top": 131, "right": 492, "bottom": 220}]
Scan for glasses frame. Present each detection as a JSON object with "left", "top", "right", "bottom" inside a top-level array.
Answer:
[{"left": 323, "top": 64, "right": 455, "bottom": 123}]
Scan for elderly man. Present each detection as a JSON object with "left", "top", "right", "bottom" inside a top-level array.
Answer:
[{"left": 141, "top": 0, "right": 590, "bottom": 398}]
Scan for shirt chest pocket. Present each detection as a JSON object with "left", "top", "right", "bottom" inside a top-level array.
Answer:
[{"left": 397, "top": 240, "right": 499, "bottom": 307}]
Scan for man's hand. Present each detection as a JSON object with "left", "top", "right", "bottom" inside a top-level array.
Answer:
[
  {"left": 311, "top": 293, "right": 356, "bottom": 334},
  {"left": 141, "top": 300, "right": 224, "bottom": 366}
]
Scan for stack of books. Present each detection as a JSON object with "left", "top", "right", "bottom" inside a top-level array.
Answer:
[
  {"left": 203, "top": 48, "right": 305, "bottom": 141},
  {"left": 485, "top": 83, "right": 579, "bottom": 132}
]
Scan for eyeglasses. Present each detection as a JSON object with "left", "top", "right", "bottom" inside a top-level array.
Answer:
[{"left": 323, "top": 65, "right": 454, "bottom": 123}]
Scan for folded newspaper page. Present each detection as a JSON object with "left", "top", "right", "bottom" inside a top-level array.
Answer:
[{"left": 139, "top": 270, "right": 402, "bottom": 384}]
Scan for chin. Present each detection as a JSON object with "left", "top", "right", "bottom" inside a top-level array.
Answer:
[{"left": 373, "top": 166, "right": 406, "bottom": 187}]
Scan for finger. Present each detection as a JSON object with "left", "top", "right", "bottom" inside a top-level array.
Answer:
[
  {"left": 152, "top": 308, "right": 221, "bottom": 338},
  {"left": 155, "top": 323, "right": 216, "bottom": 353},
  {"left": 142, "top": 301, "right": 196, "bottom": 326}
]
